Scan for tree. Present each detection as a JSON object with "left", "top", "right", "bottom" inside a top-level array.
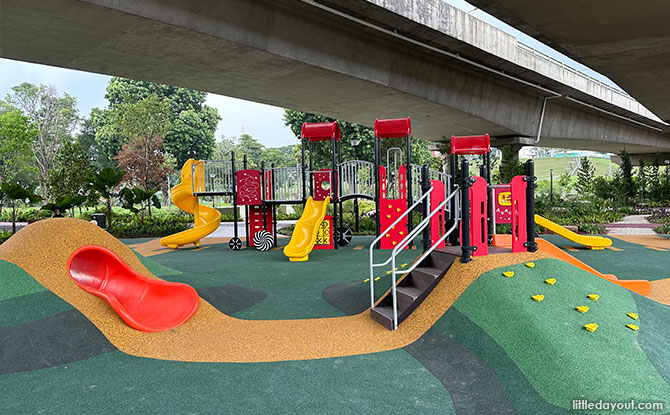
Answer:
[
  {"left": 4, "top": 83, "right": 79, "bottom": 197},
  {"left": 41, "top": 194, "right": 87, "bottom": 218},
  {"left": 575, "top": 157, "right": 595, "bottom": 196},
  {"left": 496, "top": 145, "right": 525, "bottom": 183},
  {"left": 104, "top": 78, "right": 220, "bottom": 166},
  {"left": 213, "top": 136, "right": 237, "bottom": 160},
  {"left": 48, "top": 140, "right": 95, "bottom": 204},
  {"left": 235, "top": 133, "right": 265, "bottom": 168},
  {"left": 619, "top": 149, "right": 636, "bottom": 205},
  {"left": 88, "top": 168, "right": 126, "bottom": 227},
  {"left": 120, "top": 187, "right": 161, "bottom": 225},
  {"left": 0, "top": 109, "right": 37, "bottom": 185},
  {"left": 637, "top": 159, "right": 649, "bottom": 202},
  {"left": 0, "top": 182, "right": 42, "bottom": 233},
  {"left": 112, "top": 95, "right": 173, "bottom": 201}
]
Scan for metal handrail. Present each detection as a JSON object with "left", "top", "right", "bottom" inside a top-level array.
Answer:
[
  {"left": 369, "top": 186, "right": 460, "bottom": 330},
  {"left": 387, "top": 189, "right": 459, "bottom": 329},
  {"left": 369, "top": 188, "right": 433, "bottom": 307}
]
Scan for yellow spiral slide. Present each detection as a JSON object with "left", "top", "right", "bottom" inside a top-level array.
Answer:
[
  {"left": 160, "top": 159, "right": 221, "bottom": 248},
  {"left": 283, "top": 196, "right": 330, "bottom": 262}
]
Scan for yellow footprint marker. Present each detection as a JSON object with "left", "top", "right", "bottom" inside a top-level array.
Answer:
[
  {"left": 531, "top": 294, "right": 544, "bottom": 302},
  {"left": 626, "top": 324, "right": 639, "bottom": 331},
  {"left": 627, "top": 312, "right": 638, "bottom": 320},
  {"left": 587, "top": 294, "right": 599, "bottom": 301},
  {"left": 545, "top": 278, "right": 556, "bottom": 285},
  {"left": 584, "top": 323, "right": 598, "bottom": 332},
  {"left": 525, "top": 262, "right": 535, "bottom": 268},
  {"left": 576, "top": 306, "right": 589, "bottom": 313},
  {"left": 503, "top": 271, "right": 515, "bottom": 278}
]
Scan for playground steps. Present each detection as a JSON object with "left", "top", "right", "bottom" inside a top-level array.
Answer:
[{"left": 370, "top": 250, "right": 458, "bottom": 330}]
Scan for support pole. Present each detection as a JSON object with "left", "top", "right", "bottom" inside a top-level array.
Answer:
[
  {"left": 524, "top": 160, "right": 538, "bottom": 252},
  {"left": 301, "top": 137, "right": 307, "bottom": 203},
  {"left": 406, "top": 134, "right": 413, "bottom": 249},
  {"left": 309, "top": 140, "right": 314, "bottom": 198},
  {"left": 421, "top": 165, "right": 431, "bottom": 251},
  {"left": 374, "top": 136, "right": 381, "bottom": 248},
  {"left": 354, "top": 198, "right": 359, "bottom": 232},
  {"left": 460, "top": 159, "right": 474, "bottom": 263},
  {"left": 244, "top": 155, "right": 249, "bottom": 247},
  {"left": 484, "top": 151, "right": 493, "bottom": 245},
  {"left": 332, "top": 136, "right": 338, "bottom": 250},
  {"left": 232, "top": 151, "right": 238, "bottom": 240},
  {"left": 261, "top": 161, "right": 267, "bottom": 231},
  {"left": 448, "top": 154, "right": 458, "bottom": 246}
]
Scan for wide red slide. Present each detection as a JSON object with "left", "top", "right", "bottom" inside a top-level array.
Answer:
[{"left": 67, "top": 245, "right": 199, "bottom": 332}]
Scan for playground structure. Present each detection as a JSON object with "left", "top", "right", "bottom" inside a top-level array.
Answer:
[{"left": 160, "top": 118, "right": 451, "bottom": 259}]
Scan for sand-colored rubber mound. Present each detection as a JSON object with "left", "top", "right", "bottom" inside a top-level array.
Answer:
[{"left": 0, "top": 218, "right": 548, "bottom": 363}]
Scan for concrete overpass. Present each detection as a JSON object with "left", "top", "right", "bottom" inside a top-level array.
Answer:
[{"left": 1, "top": 0, "right": 669, "bottom": 159}]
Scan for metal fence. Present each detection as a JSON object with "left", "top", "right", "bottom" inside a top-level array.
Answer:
[
  {"left": 338, "top": 160, "right": 375, "bottom": 199},
  {"left": 191, "top": 160, "right": 234, "bottom": 195},
  {"left": 265, "top": 166, "right": 303, "bottom": 202}
]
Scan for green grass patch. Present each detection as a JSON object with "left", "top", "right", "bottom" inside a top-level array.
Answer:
[{"left": 453, "top": 258, "right": 670, "bottom": 411}]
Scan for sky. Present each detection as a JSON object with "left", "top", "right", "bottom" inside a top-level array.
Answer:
[{"left": 0, "top": 0, "right": 624, "bottom": 148}]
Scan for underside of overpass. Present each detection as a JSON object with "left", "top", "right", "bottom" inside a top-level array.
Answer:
[
  {"left": 467, "top": 0, "right": 670, "bottom": 126},
  {"left": 1, "top": 0, "right": 669, "bottom": 157}
]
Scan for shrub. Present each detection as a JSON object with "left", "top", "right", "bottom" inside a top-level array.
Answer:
[{"left": 108, "top": 209, "right": 191, "bottom": 238}]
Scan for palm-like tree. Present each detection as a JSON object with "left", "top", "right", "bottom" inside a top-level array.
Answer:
[
  {"left": 88, "top": 168, "right": 126, "bottom": 228},
  {"left": 0, "top": 182, "right": 43, "bottom": 233}
]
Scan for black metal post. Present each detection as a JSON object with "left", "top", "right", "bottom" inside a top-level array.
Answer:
[
  {"left": 484, "top": 151, "right": 493, "bottom": 244},
  {"left": 309, "top": 140, "right": 314, "bottom": 199},
  {"left": 406, "top": 134, "right": 413, "bottom": 249},
  {"left": 273, "top": 204, "right": 278, "bottom": 247},
  {"left": 550, "top": 169, "right": 554, "bottom": 203},
  {"left": 354, "top": 198, "right": 359, "bottom": 232},
  {"left": 261, "top": 161, "right": 267, "bottom": 232},
  {"left": 231, "top": 151, "right": 238, "bottom": 240},
  {"left": 271, "top": 163, "right": 277, "bottom": 246},
  {"left": 524, "top": 160, "right": 538, "bottom": 252},
  {"left": 422, "top": 165, "right": 431, "bottom": 251},
  {"left": 332, "top": 137, "right": 338, "bottom": 250},
  {"left": 243, "top": 155, "right": 249, "bottom": 247},
  {"left": 374, "top": 136, "right": 381, "bottom": 248},
  {"left": 460, "top": 159, "right": 474, "bottom": 263},
  {"left": 448, "top": 154, "right": 458, "bottom": 246},
  {"left": 301, "top": 137, "right": 307, "bottom": 203}
]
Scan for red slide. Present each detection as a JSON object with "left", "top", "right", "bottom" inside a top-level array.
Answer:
[{"left": 67, "top": 245, "right": 199, "bottom": 332}]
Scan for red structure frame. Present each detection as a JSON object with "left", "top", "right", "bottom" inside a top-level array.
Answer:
[
  {"left": 301, "top": 121, "right": 341, "bottom": 142},
  {"left": 374, "top": 117, "right": 411, "bottom": 139},
  {"left": 450, "top": 134, "right": 491, "bottom": 155},
  {"left": 510, "top": 175, "right": 528, "bottom": 253}
]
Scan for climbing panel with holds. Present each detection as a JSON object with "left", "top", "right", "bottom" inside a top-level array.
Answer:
[{"left": 379, "top": 199, "right": 408, "bottom": 250}]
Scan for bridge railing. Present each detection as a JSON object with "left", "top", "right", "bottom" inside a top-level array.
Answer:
[
  {"left": 191, "top": 160, "right": 234, "bottom": 195},
  {"left": 338, "top": 160, "right": 375, "bottom": 200}
]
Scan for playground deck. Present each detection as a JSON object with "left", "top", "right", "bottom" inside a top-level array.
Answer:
[{"left": 2, "top": 219, "right": 670, "bottom": 414}]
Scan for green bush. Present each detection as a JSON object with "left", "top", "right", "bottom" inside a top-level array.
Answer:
[
  {"left": 108, "top": 209, "right": 192, "bottom": 238},
  {"left": 0, "top": 230, "right": 12, "bottom": 244},
  {"left": 578, "top": 223, "right": 606, "bottom": 234},
  {"left": 0, "top": 208, "right": 52, "bottom": 222}
]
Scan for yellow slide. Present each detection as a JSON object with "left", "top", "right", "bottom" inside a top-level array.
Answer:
[
  {"left": 160, "top": 159, "right": 221, "bottom": 248},
  {"left": 534, "top": 214, "right": 611, "bottom": 250},
  {"left": 283, "top": 196, "right": 330, "bottom": 262}
]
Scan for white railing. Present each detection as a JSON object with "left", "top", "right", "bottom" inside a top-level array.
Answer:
[
  {"left": 369, "top": 186, "right": 460, "bottom": 329},
  {"left": 191, "top": 160, "right": 234, "bottom": 195},
  {"left": 264, "top": 166, "right": 303, "bottom": 202},
  {"left": 338, "top": 160, "right": 375, "bottom": 199}
]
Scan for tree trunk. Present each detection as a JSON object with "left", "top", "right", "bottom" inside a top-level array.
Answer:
[
  {"left": 11, "top": 204, "right": 16, "bottom": 234},
  {"left": 107, "top": 200, "right": 112, "bottom": 228},
  {"left": 148, "top": 202, "right": 152, "bottom": 219}
]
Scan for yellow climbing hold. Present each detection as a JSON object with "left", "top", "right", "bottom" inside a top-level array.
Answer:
[
  {"left": 525, "top": 262, "right": 535, "bottom": 268},
  {"left": 386, "top": 271, "right": 391, "bottom": 274},
  {"left": 401, "top": 263, "right": 408, "bottom": 268},
  {"left": 399, "top": 231, "right": 404, "bottom": 236},
  {"left": 503, "top": 271, "right": 515, "bottom": 278},
  {"left": 627, "top": 312, "right": 638, "bottom": 320},
  {"left": 387, "top": 204, "right": 392, "bottom": 209},
  {"left": 364, "top": 278, "right": 370, "bottom": 283},
  {"left": 396, "top": 208, "right": 401, "bottom": 212},
  {"left": 386, "top": 214, "right": 392, "bottom": 219},
  {"left": 545, "top": 278, "right": 556, "bottom": 285},
  {"left": 626, "top": 324, "right": 639, "bottom": 331},
  {"left": 587, "top": 294, "right": 599, "bottom": 301},
  {"left": 531, "top": 295, "right": 544, "bottom": 302},
  {"left": 386, "top": 233, "right": 390, "bottom": 238},
  {"left": 576, "top": 306, "right": 589, "bottom": 313},
  {"left": 374, "top": 277, "right": 381, "bottom": 282},
  {"left": 584, "top": 323, "right": 598, "bottom": 332}
]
